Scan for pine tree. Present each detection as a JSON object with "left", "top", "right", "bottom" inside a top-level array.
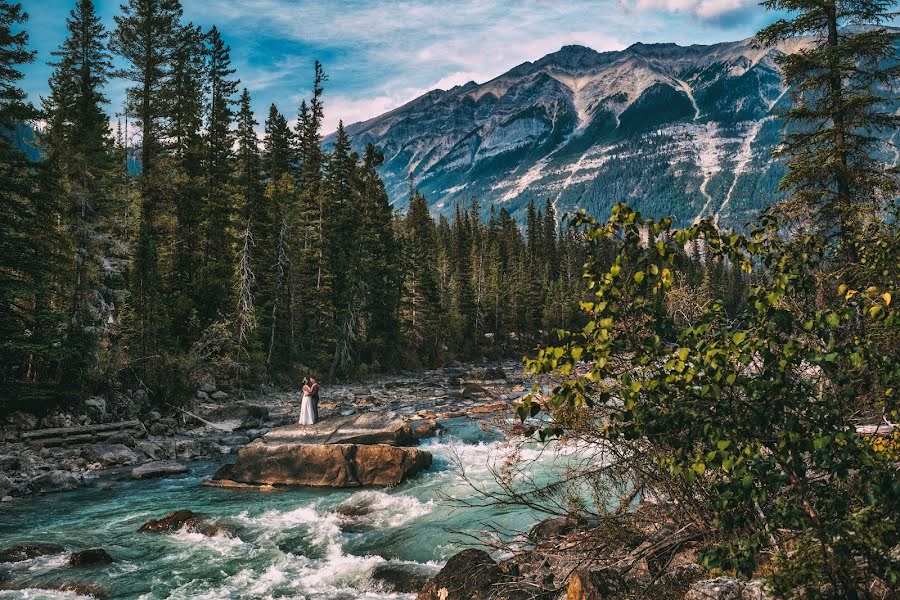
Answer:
[
  {"left": 198, "top": 25, "right": 239, "bottom": 326},
  {"left": 167, "top": 22, "right": 206, "bottom": 344},
  {"left": 757, "top": 1, "right": 899, "bottom": 246},
  {"left": 262, "top": 103, "right": 293, "bottom": 182},
  {"left": 0, "top": 2, "right": 70, "bottom": 393},
  {"left": 112, "top": 0, "right": 182, "bottom": 389},
  {"left": 358, "top": 144, "right": 401, "bottom": 368},
  {"left": 234, "top": 88, "right": 272, "bottom": 379},
  {"left": 41, "top": 0, "right": 120, "bottom": 388},
  {"left": 400, "top": 191, "right": 441, "bottom": 365},
  {"left": 326, "top": 122, "right": 363, "bottom": 377},
  {"left": 292, "top": 62, "right": 331, "bottom": 366}
]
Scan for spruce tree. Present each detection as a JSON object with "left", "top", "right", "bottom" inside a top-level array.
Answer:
[
  {"left": 197, "top": 25, "right": 239, "bottom": 327},
  {"left": 112, "top": 0, "right": 182, "bottom": 390},
  {"left": 42, "top": 0, "right": 120, "bottom": 388},
  {"left": 292, "top": 62, "right": 331, "bottom": 366},
  {"left": 167, "top": 22, "right": 206, "bottom": 344},
  {"left": 400, "top": 191, "right": 441, "bottom": 365},
  {"left": 359, "top": 144, "right": 401, "bottom": 367},
  {"left": 262, "top": 103, "right": 293, "bottom": 182},
  {"left": 757, "top": 0, "right": 899, "bottom": 246},
  {"left": 0, "top": 2, "right": 68, "bottom": 392},
  {"left": 326, "top": 122, "right": 363, "bottom": 377},
  {"left": 234, "top": 88, "right": 271, "bottom": 377}
]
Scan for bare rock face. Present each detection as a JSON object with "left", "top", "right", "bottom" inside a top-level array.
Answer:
[
  {"left": 210, "top": 443, "right": 432, "bottom": 488},
  {"left": 416, "top": 549, "right": 503, "bottom": 600},
  {"left": 263, "top": 412, "right": 416, "bottom": 446}
]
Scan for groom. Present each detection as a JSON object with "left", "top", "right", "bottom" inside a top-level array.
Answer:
[{"left": 308, "top": 376, "right": 320, "bottom": 423}]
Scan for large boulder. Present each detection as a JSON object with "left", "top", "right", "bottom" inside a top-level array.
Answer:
[
  {"left": 263, "top": 412, "right": 416, "bottom": 446},
  {"left": 29, "top": 470, "right": 80, "bottom": 493},
  {"left": 84, "top": 396, "right": 107, "bottom": 420},
  {"left": 209, "top": 442, "right": 431, "bottom": 488},
  {"left": 566, "top": 570, "right": 624, "bottom": 599},
  {"left": 132, "top": 461, "right": 187, "bottom": 480},
  {"left": 198, "top": 402, "right": 268, "bottom": 430},
  {"left": 81, "top": 443, "right": 143, "bottom": 467},
  {"left": 369, "top": 562, "right": 437, "bottom": 594},
  {"left": 138, "top": 509, "right": 226, "bottom": 536},
  {"left": 417, "top": 549, "right": 503, "bottom": 600},
  {"left": 0, "top": 543, "right": 65, "bottom": 563},
  {"left": 69, "top": 548, "right": 113, "bottom": 567}
]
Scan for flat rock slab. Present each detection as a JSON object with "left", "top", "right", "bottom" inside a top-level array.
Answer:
[
  {"left": 263, "top": 412, "right": 416, "bottom": 447},
  {"left": 132, "top": 461, "right": 188, "bottom": 480},
  {"left": 209, "top": 442, "right": 432, "bottom": 488}
]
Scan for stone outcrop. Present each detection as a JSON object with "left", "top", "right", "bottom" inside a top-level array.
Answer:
[
  {"left": 417, "top": 549, "right": 503, "bottom": 600},
  {"left": 209, "top": 442, "right": 431, "bottom": 488},
  {"left": 137, "top": 509, "right": 226, "bottom": 536},
  {"left": 69, "top": 548, "right": 113, "bottom": 567},
  {"left": 0, "top": 543, "right": 65, "bottom": 563},
  {"left": 131, "top": 461, "right": 187, "bottom": 480},
  {"left": 370, "top": 563, "right": 436, "bottom": 594},
  {"left": 263, "top": 411, "right": 416, "bottom": 446}
]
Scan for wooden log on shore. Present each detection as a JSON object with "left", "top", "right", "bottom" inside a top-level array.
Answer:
[{"left": 20, "top": 419, "right": 142, "bottom": 440}]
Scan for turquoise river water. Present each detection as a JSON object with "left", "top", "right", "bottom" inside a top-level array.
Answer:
[{"left": 0, "top": 418, "right": 565, "bottom": 600}]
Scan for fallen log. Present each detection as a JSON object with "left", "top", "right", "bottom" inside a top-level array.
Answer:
[{"left": 20, "top": 420, "right": 143, "bottom": 441}]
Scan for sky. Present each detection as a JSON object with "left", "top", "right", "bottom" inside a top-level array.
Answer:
[{"left": 19, "top": 0, "right": 780, "bottom": 134}]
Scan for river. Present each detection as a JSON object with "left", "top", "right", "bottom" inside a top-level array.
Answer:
[{"left": 0, "top": 417, "right": 563, "bottom": 599}]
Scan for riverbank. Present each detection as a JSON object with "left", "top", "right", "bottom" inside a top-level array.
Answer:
[{"left": 0, "top": 361, "right": 526, "bottom": 501}]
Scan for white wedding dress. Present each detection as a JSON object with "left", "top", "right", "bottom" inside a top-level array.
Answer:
[{"left": 299, "top": 393, "right": 316, "bottom": 425}]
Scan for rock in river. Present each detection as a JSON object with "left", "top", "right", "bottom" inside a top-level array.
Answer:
[
  {"left": 263, "top": 411, "right": 416, "bottom": 446},
  {"left": 132, "top": 460, "right": 187, "bottom": 480},
  {"left": 69, "top": 548, "right": 113, "bottom": 567},
  {"left": 209, "top": 442, "right": 431, "bottom": 488},
  {"left": 0, "top": 543, "right": 66, "bottom": 563},
  {"left": 138, "top": 509, "right": 226, "bottom": 536},
  {"left": 417, "top": 549, "right": 503, "bottom": 600}
]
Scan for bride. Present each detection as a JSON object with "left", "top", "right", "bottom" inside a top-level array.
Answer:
[{"left": 299, "top": 377, "right": 317, "bottom": 425}]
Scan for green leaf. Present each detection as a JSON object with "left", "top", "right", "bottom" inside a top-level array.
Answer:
[{"left": 732, "top": 332, "right": 746, "bottom": 345}]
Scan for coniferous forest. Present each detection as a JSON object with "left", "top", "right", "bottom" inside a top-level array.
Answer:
[{"left": 3, "top": 0, "right": 747, "bottom": 411}]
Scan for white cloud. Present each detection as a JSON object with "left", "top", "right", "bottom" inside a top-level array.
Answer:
[{"left": 628, "top": 0, "right": 753, "bottom": 20}]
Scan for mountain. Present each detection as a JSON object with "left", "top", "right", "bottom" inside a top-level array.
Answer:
[{"left": 328, "top": 35, "right": 899, "bottom": 227}]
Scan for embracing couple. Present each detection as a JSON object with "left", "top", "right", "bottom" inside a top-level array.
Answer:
[{"left": 299, "top": 376, "right": 320, "bottom": 425}]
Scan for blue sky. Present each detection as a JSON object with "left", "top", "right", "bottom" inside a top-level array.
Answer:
[{"left": 20, "top": 0, "right": 778, "bottom": 134}]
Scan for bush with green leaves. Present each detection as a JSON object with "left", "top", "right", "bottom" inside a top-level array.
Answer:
[{"left": 522, "top": 204, "right": 899, "bottom": 598}]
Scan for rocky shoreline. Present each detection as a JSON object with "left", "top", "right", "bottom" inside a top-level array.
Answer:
[{"left": 0, "top": 361, "right": 524, "bottom": 501}]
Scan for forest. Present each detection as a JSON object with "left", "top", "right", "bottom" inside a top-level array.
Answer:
[{"left": 0, "top": 0, "right": 752, "bottom": 413}]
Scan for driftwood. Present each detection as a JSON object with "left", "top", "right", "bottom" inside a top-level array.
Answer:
[
  {"left": 20, "top": 420, "right": 142, "bottom": 440},
  {"left": 170, "top": 406, "right": 232, "bottom": 432},
  {"left": 21, "top": 419, "right": 144, "bottom": 447}
]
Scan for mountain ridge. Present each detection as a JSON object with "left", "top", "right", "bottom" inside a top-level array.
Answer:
[{"left": 326, "top": 33, "right": 898, "bottom": 227}]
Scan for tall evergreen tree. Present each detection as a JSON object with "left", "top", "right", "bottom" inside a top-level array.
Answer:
[
  {"left": 42, "top": 0, "right": 120, "bottom": 388},
  {"left": 358, "top": 144, "right": 401, "bottom": 367},
  {"left": 400, "top": 191, "right": 441, "bottom": 364},
  {"left": 198, "top": 25, "right": 239, "bottom": 326},
  {"left": 0, "top": 2, "right": 69, "bottom": 393},
  {"left": 262, "top": 103, "right": 293, "bottom": 182},
  {"left": 757, "top": 0, "right": 899, "bottom": 246},
  {"left": 167, "top": 22, "right": 206, "bottom": 344},
  {"left": 112, "top": 0, "right": 183, "bottom": 390},
  {"left": 292, "top": 62, "right": 331, "bottom": 365}
]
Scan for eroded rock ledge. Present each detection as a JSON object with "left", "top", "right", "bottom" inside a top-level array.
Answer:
[{"left": 207, "top": 442, "right": 432, "bottom": 488}]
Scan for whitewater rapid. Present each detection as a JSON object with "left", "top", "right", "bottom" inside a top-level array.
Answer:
[{"left": 0, "top": 418, "right": 580, "bottom": 600}]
